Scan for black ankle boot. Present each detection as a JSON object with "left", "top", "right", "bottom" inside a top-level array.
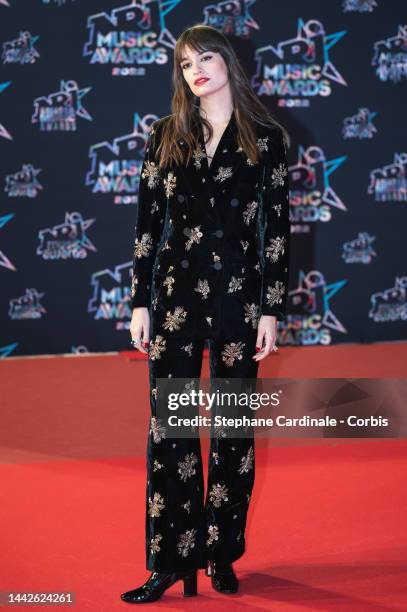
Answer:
[
  {"left": 120, "top": 570, "right": 198, "bottom": 603},
  {"left": 205, "top": 561, "right": 239, "bottom": 594}
]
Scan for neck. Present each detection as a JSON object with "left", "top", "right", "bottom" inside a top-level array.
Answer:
[{"left": 199, "top": 86, "right": 233, "bottom": 125}]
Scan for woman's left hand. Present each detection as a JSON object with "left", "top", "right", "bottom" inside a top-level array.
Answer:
[{"left": 252, "top": 315, "right": 279, "bottom": 361}]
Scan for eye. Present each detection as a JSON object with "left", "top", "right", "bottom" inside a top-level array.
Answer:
[
  {"left": 202, "top": 54, "right": 212, "bottom": 62},
  {"left": 181, "top": 62, "right": 191, "bottom": 70}
]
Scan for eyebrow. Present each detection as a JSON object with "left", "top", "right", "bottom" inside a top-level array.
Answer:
[{"left": 179, "top": 50, "right": 208, "bottom": 63}]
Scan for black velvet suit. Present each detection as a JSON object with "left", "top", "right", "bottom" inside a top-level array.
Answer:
[{"left": 130, "top": 110, "right": 290, "bottom": 572}]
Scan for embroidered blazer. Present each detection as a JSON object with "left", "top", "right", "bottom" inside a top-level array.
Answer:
[{"left": 130, "top": 110, "right": 290, "bottom": 341}]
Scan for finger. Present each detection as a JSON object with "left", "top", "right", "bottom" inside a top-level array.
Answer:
[
  {"left": 254, "top": 333, "right": 272, "bottom": 361},
  {"left": 253, "top": 330, "right": 265, "bottom": 359}
]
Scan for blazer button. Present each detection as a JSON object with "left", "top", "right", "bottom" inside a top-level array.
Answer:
[
  {"left": 215, "top": 229, "right": 223, "bottom": 238},
  {"left": 213, "top": 261, "right": 222, "bottom": 270},
  {"left": 230, "top": 198, "right": 239, "bottom": 207},
  {"left": 183, "top": 227, "right": 191, "bottom": 236},
  {"left": 177, "top": 194, "right": 185, "bottom": 202},
  {"left": 181, "top": 259, "right": 189, "bottom": 268}
]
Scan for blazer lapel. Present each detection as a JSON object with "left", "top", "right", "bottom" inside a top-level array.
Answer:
[{"left": 176, "top": 110, "right": 246, "bottom": 217}]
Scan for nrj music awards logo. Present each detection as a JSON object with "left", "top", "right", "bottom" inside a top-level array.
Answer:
[
  {"left": 37, "top": 212, "right": 96, "bottom": 260},
  {"left": 369, "top": 276, "right": 407, "bottom": 322},
  {"left": 83, "top": 0, "right": 181, "bottom": 77},
  {"left": 342, "top": 232, "right": 377, "bottom": 264},
  {"left": 86, "top": 113, "right": 157, "bottom": 205},
  {"left": 342, "top": 107, "right": 378, "bottom": 139},
  {"left": 343, "top": 0, "right": 377, "bottom": 12},
  {"left": 2, "top": 31, "right": 40, "bottom": 64},
  {"left": 284, "top": 270, "right": 347, "bottom": 346},
  {"left": 202, "top": 0, "right": 259, "bottom": 38},
  {"left": 251, "top": 18, "right": 347, "bottom": 106},
  {"left": 372, "top": 25, "right": 407, "bottom": 83},
  {"left": 290, "top": 146, "right": 347, "bottom": 230},
  {"left": 5, "top": 164, "right": 42, "bottom": 198},
  {"left": 368, "top": 153, "right": 407, "bottom": 202},
  {"left": 9, "top": 289, "right": 46, "bottom": 320},
  {"left": 32, "top": 80, "right": 92, "bottom": 131},
  {"left": 88, "top": 261, "right": 133, "bottom": 327}
]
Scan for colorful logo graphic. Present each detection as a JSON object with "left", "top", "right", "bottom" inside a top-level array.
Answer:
[
  {"left": 284, "top": 270, "right": 347, "bottom": 346},
  {"left": 251, "top": 18, "right": 347, "bottom": 106},
  {"left": 88, "top": 261, "right": 132, "bottom": 327},
  {"left": 32, "top": 79, "right": 92, "bottom": 131},
  {"left": 342, "top": 107, "right": 378, "bottom": 139},
  {"left": 9, "top": 289, "right": 46, "bottom": 319},
  {"left": 368, "top": 153, "right": 407, "bottom": 202},
  {"left": 343, "top": 0, "right": 377, "bottom": 12},
  {"left": 289, "top": 145, "right": 347, "bottom": 230},
  {"left": 0, "top": 213, "right": 16, "bottom": 271},
  {"left": 202, "top": 0, "right": 259, "bottom": 38},
  {"left": 83, "top": 0, "right": 181, "bottom": 76},
  {"left": 42, "top": 0, "right": 76, "bottom": 4},
  {"left": 5, "top": 164, "right": 43, "bottom": 198},
  {"left": 0, "top": 81, "right": 12, "bottom": 140},
  {"left": 86, "top": 113, "right": 158, "bottom": 205},
  {"left": 37, "top": 212, "right": 96, "bottom": 260},
  {"left": 342, "top": 232, "right": 376, "bottom": 264},
  {"left": 369, "top": 276, "right": 407, "bottom": 322},
  {"left": 2, "top": 31, "right": 40, "bottom": 64},
  {"left": 372, "top": 25, "right": 407, "bottom": 83}
]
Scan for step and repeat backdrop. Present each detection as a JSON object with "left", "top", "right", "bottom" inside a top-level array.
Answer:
[{"left": 0, "top": 0, "right": 406, "bottom": 357}]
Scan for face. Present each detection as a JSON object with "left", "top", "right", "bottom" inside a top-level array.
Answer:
[{"left": 179, "top": 44, "right": 229, "bottom": 98}]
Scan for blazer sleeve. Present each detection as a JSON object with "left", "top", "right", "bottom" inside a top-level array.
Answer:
[
  {"left": 130, "top": 120, "right": 165, "bottom": 309},
  {"left": 260, "top": 126, "right": 291, "bottom": 321}
]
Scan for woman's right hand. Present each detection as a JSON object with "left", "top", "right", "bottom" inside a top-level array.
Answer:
[{"left": 130, "top": 307, "right": 150, "bottom": 353}]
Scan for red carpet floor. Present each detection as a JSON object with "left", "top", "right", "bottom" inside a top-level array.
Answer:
[{"left": 1, "top": 342, "right": 407, "bottom": 611}]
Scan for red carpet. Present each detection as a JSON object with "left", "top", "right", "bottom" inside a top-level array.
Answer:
[{"left": 1, "top": 342, "right": 407, "bottom": 610}]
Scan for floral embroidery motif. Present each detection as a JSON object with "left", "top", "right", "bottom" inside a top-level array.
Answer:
[
  {"left": 228, "top": 276, "right": 243, "bottom": 293},
  {"left": 177, "top": 452, "right": 198, "bottom": 482},
  {"left": 241, "top": 240, "right": 249, "bottom": 253},
  {"left": 194, "top": 278, "right": 210, "bottom": 300},
  {"left": 256, "top": 136, "right": 270, "bottom": 152},
  {"left": 206, "top": 316, "right": 212, "bottom": 326},
  {"left": 134, "top": 232, "right": 153, "bottom": 258},
  {"left": 192, "top": 144, "right": 207, "bottom": 170},
  {"left": 163, "top": 171, "right": 176, "bottom": 197},
  {"left": 271, "top": 163, "right": 288, "bottom": 188},
  {"left": 221, "top": 341, "right": 245, "bottom": 367},
  {"left": 181, "top": 342, "right": 193, "bottom": 356},
  {"left": 149, "top": 335, "right": 167, "bottom": 360},
  {"left": 185, "top": 225, "right": 203, "bottom": 250},
  {"left": 153, "top": 459, "right": 164, "bottom": 471},
  {"left": 273, "top": 203, "right": 283, "bottom": 217},
  {"left": 150, "top": 416, "right": 167, "bottom": 442},
  {"left": 131, "top": 274, "right": 138, "bottom": 298},
  {"left": 209, "top": 483, "right": 229, "bottom": 507},
  {"left": 244, "top": 303, "right": 260, "bottom": 328},
  {"left": 266, "top": 280, "right": 286, "bottom": 307},
  {"left": 149, "top": 534, "right": 163, "bottom": 554},
  {"left": 148, "top": 492, "right": 165, "bottom": 517},
  {"left": 238, "top": 446, "right": 254, "bottom": 474},
  {"left": 176, "top": 528, "right": 197, "bottom": 557},
  {"left": 151, "top": 200, "right": 159, "bottom": 214},
  {"left": 163, "top": 306, "right": 187, "bottom": 331},
  {"left": 163, "top": 275, "right": 175, "bottom": 296},
  {"left": 214, "top": 166, "right": 233, "bottom": 182},
  {"left": 265, "top": 236, "right": 286, "bottom": 262},
  {"left": 242, "top": 200, "right": 258, "bottom": 225},
  {"left": 141, "top": 160, "right": 160, "bottom": 189},
  {"left": 181, "top": 500, "right": 191, "bottom": 514},
  {"left": 206, "top": 524, "right": 219, "bottom": 546}
]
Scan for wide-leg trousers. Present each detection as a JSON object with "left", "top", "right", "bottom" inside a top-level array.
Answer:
[{"left": 145, "top": 333, "right": 259, "bottom": 572}]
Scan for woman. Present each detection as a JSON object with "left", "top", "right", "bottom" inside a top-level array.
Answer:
[{"left": 121, "top": 24, "right": 290, "bottom": 603}]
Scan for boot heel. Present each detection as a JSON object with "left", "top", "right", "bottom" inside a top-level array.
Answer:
[{"left": 183, "top": 571, "right": 197, "bottom": 597}]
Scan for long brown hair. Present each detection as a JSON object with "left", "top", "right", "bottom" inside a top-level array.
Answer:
[{"left": 154, "top": 24, "right": 289, "bottom": 170}]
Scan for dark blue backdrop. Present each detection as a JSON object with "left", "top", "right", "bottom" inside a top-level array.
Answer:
[{"left": 1, "top": 0, "right": 406, "bottom": 357}]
